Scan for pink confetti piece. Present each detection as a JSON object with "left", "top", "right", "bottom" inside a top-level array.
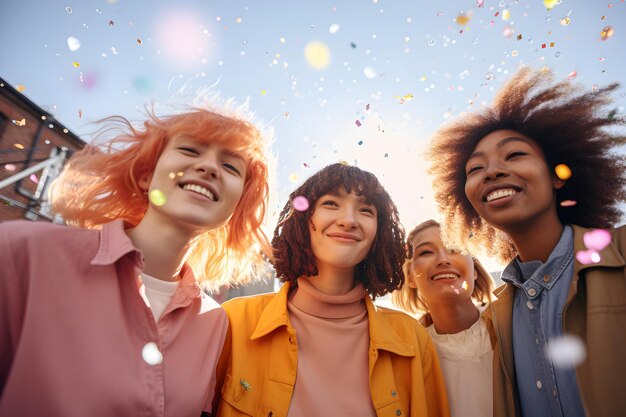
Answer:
[
  {"left": 292, "top": 196, "right": 309, "bottom": 211},
  {"left": 576, "top": 249, "right": 601, "bottom": 265},
  {"left": 355, "top": 120, "right": 362, "bottom": 127},
  {"left": 583, "top": 229, "right": 611, "bottom": 252}
]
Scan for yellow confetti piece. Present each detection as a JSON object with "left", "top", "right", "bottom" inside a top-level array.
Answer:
[
  {"left": 502, "top": 9, "right": 511, "bottom": 20},
  {"left": 462, "top": 281, "right": 469, "bottom": 291},
  {"left": 16, "top": 84, "right": 26, "bottom": 93},
  {"left": 600, "top": 26, "right": 614, "bottom": 41},
  {"left": 72, "top": 62, "right": 80, "bottom": 68},
  {"left": 13, "top": 143, "right": 25, "bottom": 149},
  {"left": 261, "top": 89, "right": 267, "bottom": 95},
  {"left": 288, "top": 173, "right": 300, "bottom": 183},
  {"left": 560, "top": 16, "right": 571, "bottom": 26},
  {"left": 456, "top": 13, "right": 471, "bottom": 25},
  {"left": 169, "top": 172, "right": 177, "bottom": 180},
  {"left": 304, "top": 41, "right": 330, "bottom": 70},
  {"left": 555, "top": 164, "right": 572, "bottom": 180},
  {"left": 149, "top": 189, "right": 167, "bottom": 206},
  {"left": 543, "top": 0, "right": 559, "bottom": 10},
  {"left": 13, "top": 118, "right": 26, "bottom": 126}
]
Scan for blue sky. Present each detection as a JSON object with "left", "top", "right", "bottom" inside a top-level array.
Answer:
[{"left": 1, "top": 0, "right": 624, "bottom": 265}]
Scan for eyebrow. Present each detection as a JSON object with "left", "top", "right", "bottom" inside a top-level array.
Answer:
[
  {"left": 413, "top": 241, "right": 433, "bottom": 251},
  {"left": 467, "top": 136, "right": 532, "bottom": 161}
]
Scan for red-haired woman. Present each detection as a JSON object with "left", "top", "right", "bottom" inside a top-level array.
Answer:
[
  {"left": 0, "top": 108, "right": 271, "bottom": 417},
  {"left": 217, "top": 163, "right": 450, "bottom": 417}
]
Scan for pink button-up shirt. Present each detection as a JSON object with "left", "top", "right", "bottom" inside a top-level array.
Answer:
[{"left": 0, "top": 220, "right": 228, "bottom": 417}]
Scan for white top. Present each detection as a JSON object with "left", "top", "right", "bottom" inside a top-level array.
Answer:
[
  {"left": 427, "top": 315, "right": 493, "bottom": 417},
  {"left": 141, "top": 272, "right": 180, "bottom": 321}
]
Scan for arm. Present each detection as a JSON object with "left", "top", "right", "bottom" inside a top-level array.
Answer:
[{"left": 420, "top": 334, "right": 450, "bottom": 417}]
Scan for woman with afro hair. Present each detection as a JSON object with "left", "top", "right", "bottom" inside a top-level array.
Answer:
[
  {"left": 427, "top": 66, "right": 626, "bottom": 417},
  {"left": 217, "top": 163, "right": 449, "bottom": 417}
]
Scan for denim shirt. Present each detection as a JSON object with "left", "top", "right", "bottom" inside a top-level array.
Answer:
[{"left": 501, "top": 226, "right": 585, "bottom": 417}]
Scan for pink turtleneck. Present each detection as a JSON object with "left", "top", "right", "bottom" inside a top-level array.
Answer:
[{"left": 286, "top": 277, "right": 377, "bottom": 417}]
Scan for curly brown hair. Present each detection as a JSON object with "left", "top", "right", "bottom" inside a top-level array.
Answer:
[
  {"left": 391, "top": 220, "right": 495, "bottom": 327},
  {"left": 271, "top": 163, "right": 408, "bottom": 298},
  {"left": 427, "top": 66, "right": 626, "bottom": 263}
]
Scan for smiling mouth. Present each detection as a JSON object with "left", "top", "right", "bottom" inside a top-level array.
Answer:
[
  {"left": 432, "top": 273, "right": 459, "bottom": 281},
  {"left": 181, "top": 184, "right": 217, "bottom": 201},
  {"left": 485, "top": 188, "right": 518, "bottom": 202}
]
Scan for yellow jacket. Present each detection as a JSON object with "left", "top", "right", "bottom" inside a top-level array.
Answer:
[
  {"left": 485, "top": 224, "right": 626, "bottom": 417},
  {"left": 216, "top": 282, "right": 450, "bottom": 417}
]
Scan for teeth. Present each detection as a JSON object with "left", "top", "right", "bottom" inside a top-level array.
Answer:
[
  {"left": 432, "top": 273, "right": 459, "bottom": 281},
  {"left": 182, "top": 184, "right": 215, "bottom": 201},
  {"left": 486, "top": 188, "right": 517, "bottom": 202}
]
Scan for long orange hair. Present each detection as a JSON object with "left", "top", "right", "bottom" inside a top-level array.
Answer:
[{"left": 51, "top": 108, "right": 271, "bottom": 290}]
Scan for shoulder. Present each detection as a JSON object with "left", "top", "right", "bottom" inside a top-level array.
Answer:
[
  {"left": 222, "top": 292, "right": 277, "bottom": 316},
  {"left": 372, "top": 304, "right": 429, "bottom": 338},
  {"left": 0, "top": 220, "right": 93, "bottom": 249}
]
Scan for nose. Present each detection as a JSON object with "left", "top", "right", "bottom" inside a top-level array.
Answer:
[
  {"left": 194, "top": 152, "right": 220, "bottom": 179},
  {"left": 482, "top": 161, "right": 508, "bottom": 183},
  {"left": 337, "top": 208, "right": 359, "bottom": 230},
  {"left": 435, "top": 250, "right": 452, "bottom": 267}
]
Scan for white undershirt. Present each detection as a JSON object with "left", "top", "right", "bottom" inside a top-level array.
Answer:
[
  {"left": 140, "top": 272, "right": 180, "bottom": 321},
  {"left": 426, "top": 315, "right": 493, "bottom": 417}
]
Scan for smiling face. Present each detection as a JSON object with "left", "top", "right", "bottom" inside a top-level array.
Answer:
[
  {"left": 139, "top": 136, "right": 247, "bottom": 236},
  {"left": 308, "top": 188, "right": 378, "bottom": 276},
  {"left": 464, "top": 129, "right": 564, "bottom": 234},
  {"left": 408, "top": 225, "right": 476, "bottom": 306}
]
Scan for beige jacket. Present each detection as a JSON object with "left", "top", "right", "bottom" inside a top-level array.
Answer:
[{"left": 485, "top": 224, "right": 626, "bottom": 417}]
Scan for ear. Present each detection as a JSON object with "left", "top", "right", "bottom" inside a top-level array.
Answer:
[
  {"left": 407, "top": 274, "right": 418, "bottom": 289},
  {"left": 138, "top": 173, "right": 151, "bottom": 192}
]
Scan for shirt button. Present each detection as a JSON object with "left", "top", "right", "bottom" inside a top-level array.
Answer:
[
  {"left": 536, "top": 380, "right": 543, "bottom": 390},
  {"left": 543, "top": 275, "right": 551, "bottom": 283},
  {"left": 391, "top": 390, "right": 398, "bottom": 397},
  {"left": 141, "top": 342, "right": 163, "bottom": 366},
  {"left": 526, "top": 300, "right": 534, "bottom": 310},
  {"left": 527, "top": 288, "right": 537, "bottom": 297},
  {"left": 395, "top": 409, "right": 402, "bottom": 416}
]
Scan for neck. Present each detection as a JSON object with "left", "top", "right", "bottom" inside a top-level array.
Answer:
[
  {"left": 127, "top": 211, "right": 196, "bottom": 282},
  {"left": 507, "top": 210, "right": 564, "bottom": 263},
  {"left": 307, "top": 263, "right": 357, "bottom": 296},
  {"left": 428, "top": 299, "right": 480, "bottom": 334}
]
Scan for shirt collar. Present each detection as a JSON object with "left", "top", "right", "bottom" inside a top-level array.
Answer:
[
  {"left": 251, "top": 281, "right": 415, "bottom": 357},
  {"left": 90, "top": 220, "right": 143, "bottom": 268},
  {"left": 502, "top": 225, "right": 574, "bottom": 291}
]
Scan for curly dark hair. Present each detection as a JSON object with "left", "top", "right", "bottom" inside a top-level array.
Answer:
[
  {"left": 427, "top": 66, "right": 626, "bottom": 263},
  {"left": 271, "top": 163, "right": 408, "bottom": 298}
]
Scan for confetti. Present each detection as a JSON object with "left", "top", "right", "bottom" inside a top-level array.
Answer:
[
  {"left": 554, "top": 164, "right": 572, "bottom": 180},
  {"left": 560, "top": 200, "right": 577, "bottom": 207},
  {"left": 576, "top": 249, "right": 601, "bottom": 264},
  {"left": 543, "top": 0, "right": 559, "bottom": 10},
  {"left": 288, "top": 173, "right": 300, "bottom": 182},
  {"left": 583, "top": 229, "right": 611, "bottom": 252},
  {"left": 363, "top": 67, "right": 377, "bottom": 79},
  {"left": 357, "top": 140, "right": 364, "bottom": 145},
  {"left": 65, "top": 6, "right": 72, "bottom": 13},
  {"left": 4, "top": 164, "right": 16, "bottom": 171},
  {"left": 304, "top": 41, "right": 330, "bottom": 70},
  {"left": 502, "top": 26, "right": 515, "bottom": 38},
  {"left": 427, "top": 37, "right": 436, "bottom": 46},
  {"left": 16, "top": 84, "right": 26, "bottom": 93},
  {"left": 13, "top": 143, "right": 25, "bottom": 149},
  {"left": 477, "top": 0, "right": 485, "bottom": 7},
  {"left": 109, "top": 20, "right": 115, "bottom": 26},
  {"left": 560, "top": 16, "right": 571, "bottom": 26},
  {"left": 355, "top": 120, "right": 362, "bottom": 127},
  {"left": 456, "top": 13, "right": 471, "bottom": 25},
  {"left": 260, "top": 89, "right": 267, "bottom": 95},
  {"left": 461, "top": 281, "right": 469, "bottom": 290},
  {"left": 72, "top": 62, "right": 80, "bottom": 68},
  {"left": 502, "top": 9, "right": 511, "bottom": 20},
  {"left": 395, "top": 93, "right": 414, "bottom": 104},
  {"left": 567, "top": 71, "right": 577, "bottom": 79},
  {"left": 67, "top": 36, "right": 81, "bottom": 51},
  {"left": 545, "top": 335, "right": 586, "bottom": 368},
  {"left": 149, "top": 189, "right": 167, "bottom": 206},
  {"left": 600, "top": 26, "right": 614, "bottom": 41},
  {"left": 137, "top": 38, "right": 143, "bottom": 45},
  {"left": 292, "top": 196, "right": 309, "bottom": 211},
  {"left": 12, "top": 118, "right": 26, "bottom": 126},
  {"left": 283, "top": 112, "right": 290, "bottom": 118},
  {"left": 29, "top": 174, "right": 39, "bottom": 184},
  {"left": 485, "top": 72, "right": 494, "bottom": 81},
  {"left": 141, "top": 342, "right": 163, "bottom": 366},
  {"left": 329, "top": 23, "right": 340, "bottom": 34}
]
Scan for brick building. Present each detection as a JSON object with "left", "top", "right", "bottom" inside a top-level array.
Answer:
[{"left": 0, "top": 77, "right": 85, "bottom": 222}]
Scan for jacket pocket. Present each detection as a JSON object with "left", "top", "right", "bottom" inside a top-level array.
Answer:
[{"left": 221, "top": 374, "right": 258, "bottom": 416}]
